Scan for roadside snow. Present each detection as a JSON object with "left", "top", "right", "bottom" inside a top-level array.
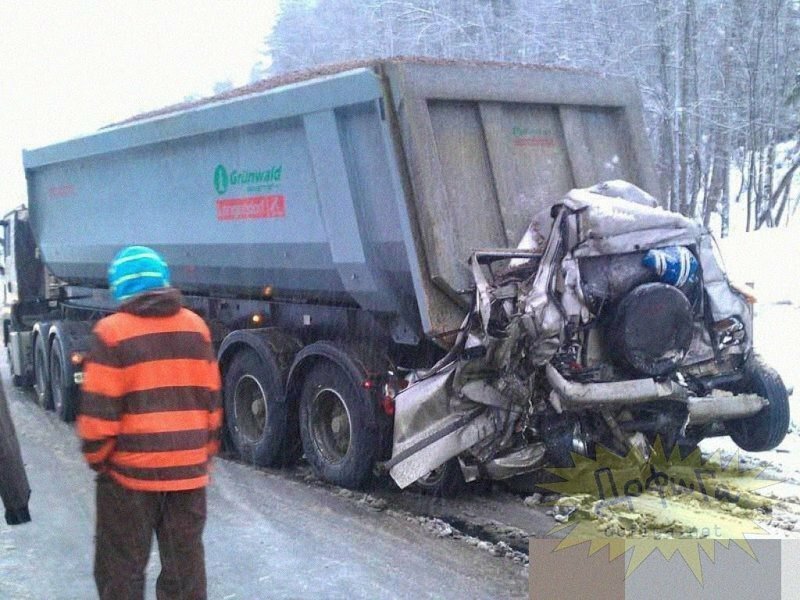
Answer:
[
  {"left": 715, "top": 225, "right": 800, "bottom": 402},
  {"left": 717, "top": 222, "right": 800, "bottom": 306}
]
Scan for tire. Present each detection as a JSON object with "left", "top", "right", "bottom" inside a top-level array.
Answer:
[
  {"left": 11, "top": 374, "right": 29, "bottom": 388},
  {"left": 413, "top": 457, "right": 465, "bottom": 497},
  {"left": 299, "top": 361, "right": 380, "bottom": 489},
  {"left": 49, "top": 338, "right": 77, "bottom": 422},
  {"left": 728, "top": 356, "right": 790, "bottom": 452},
  {"left": 668, "top": 438, "right": 700, "bottom": 460},
  {"left": 224, "top": 348, "right": 289, "bottom": 466},
  {"left": 33, "top": 334, "right": 53, "bottom": 410},
  {"left": 503, "top": 469, "right": 560, "bottom": 496}
]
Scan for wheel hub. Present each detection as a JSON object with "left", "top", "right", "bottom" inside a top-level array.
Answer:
[
  {"left": 251, "top": 399, "right": 264, "bottom": 416},
  {"left": 310, "top": 388, "right": 352, "bottom": 464},
  {"left": 234, "top": 374, "right": 268, "bottom": 442}
]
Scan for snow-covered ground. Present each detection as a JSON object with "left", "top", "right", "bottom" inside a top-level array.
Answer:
[{"left": 717, "top": 221, "right": 800, "bottom": 308}]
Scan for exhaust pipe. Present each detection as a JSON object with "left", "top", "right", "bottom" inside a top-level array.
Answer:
[
  {"left": 684, "top": 394, "right": 766, "bottom": 424},
  {"left": 545, "top": 364, "right": 766, "bottom": 423},
  {"left": 545, "top": 364, "right": 685, "bottom": 406}
]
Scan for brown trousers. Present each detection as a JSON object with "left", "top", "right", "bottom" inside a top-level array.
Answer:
[{"left": 94, "top": 474, "right": 207, "bottom": 600}]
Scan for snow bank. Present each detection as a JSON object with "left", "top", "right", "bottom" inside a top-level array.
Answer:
[{"left": 717, "top": 222, "right": 800, "bottom": 305}]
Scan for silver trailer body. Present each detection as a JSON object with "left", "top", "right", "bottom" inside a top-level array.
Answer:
[{"left": 23, "top": 60, "right": 658, "bottom": 344}]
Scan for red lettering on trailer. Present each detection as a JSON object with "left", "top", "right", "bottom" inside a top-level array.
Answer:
[
  {"left": 48, "top": 184, "right": 76, "bottom": 199},
  {"left": 513, "top": 137, "right": 556, "bottom": 148},
  {"left": 216, "top": 195, "right": 286, "bottom": 221}
]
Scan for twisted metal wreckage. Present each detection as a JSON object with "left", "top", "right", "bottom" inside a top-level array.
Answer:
[{"left": 387, "top": 181, "right": 788, "bottom": 489}]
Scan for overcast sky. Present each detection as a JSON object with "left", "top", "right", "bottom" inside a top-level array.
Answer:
[{"left": 0, "top": 0, "right": 280, "bottom": 214}]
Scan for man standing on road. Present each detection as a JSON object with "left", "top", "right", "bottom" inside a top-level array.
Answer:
[{"left": 77, "top": 246, "right": 222, "bottom": 600}]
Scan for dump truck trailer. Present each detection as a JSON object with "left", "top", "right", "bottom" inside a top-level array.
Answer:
[{"left": 3, "top": 59, "right": 788, "bottom": 493}]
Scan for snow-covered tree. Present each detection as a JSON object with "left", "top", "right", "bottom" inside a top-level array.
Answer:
[{"left": 259, "top": 0, "right": 800, "bottom": 234}]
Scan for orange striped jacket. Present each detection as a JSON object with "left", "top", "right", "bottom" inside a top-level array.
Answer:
[{"left": 77, "top": 289, "right": 222, "bottom": 492}]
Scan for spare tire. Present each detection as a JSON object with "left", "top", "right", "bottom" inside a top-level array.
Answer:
[{"left": 607, "top": 283, "right": 693, "bottom": 377}]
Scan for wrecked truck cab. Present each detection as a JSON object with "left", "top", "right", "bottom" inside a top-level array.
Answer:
[{"left": 388, "top": 181, "right": 789, "bottom": 492}]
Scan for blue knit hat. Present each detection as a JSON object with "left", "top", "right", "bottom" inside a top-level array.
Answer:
[{"left": 108, "top": 246, "right": 170, "bottom": 303}]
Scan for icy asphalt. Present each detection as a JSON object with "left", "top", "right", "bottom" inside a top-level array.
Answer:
[{"left": 0, "top": 359, "right": 529, "bottom": 600}]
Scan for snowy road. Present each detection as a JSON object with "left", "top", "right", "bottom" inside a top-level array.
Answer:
[{"left": 0, "top": 358, "right": 529, "bottom": 600}]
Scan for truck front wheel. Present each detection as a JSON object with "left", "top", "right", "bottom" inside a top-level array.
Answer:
[
  {"left": 33, "top": 334, "right": 52, "bottom": 410},
  {"left": 49, "top": 338, "right": 77, "bottom": 422},
  {"left": 224, "top": 349, "right": 289, "bottom": 467},
  {"left": 299, "top": 361, "right": 379, "bottom": 489}
]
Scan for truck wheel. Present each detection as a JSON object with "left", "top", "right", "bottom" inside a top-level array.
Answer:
[
  {"left": 11, "top": 374, "right": 29, "bottom": 388},
  {"left": 224, "top": 349, "right": 289, "bottom": 467},
  {"left": 413, "top": 458, "right": 465, "bottom": 497},
  {"left": 33, "top": 335, "right": 53, "bottom": 410},
  {"left": 49, "top": 338, "right": 77, "bottom": 422},
  {"left": 299, "top": 361, "right": 379, "bottom": 489},
  {"left": 728, "top": 356, "right": 790, "bottom": 452}
]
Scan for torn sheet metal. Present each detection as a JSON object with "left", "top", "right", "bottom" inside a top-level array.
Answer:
[
  {"left": 387, "top": 180, "right": 770, "bottom": 490},
  {"left": 389, "top": 365, "right": 498, "bottom": 488},
  {"left": 588, "top": 179, "right": 659, "bottom": 208},
  {"left": 390, "top": 410, "right": 497, "bottom": 489},
  {"left": 559, "top": 188, "right": 701, "bottom": 258},
  {"left": 697, "top": 233, "right": 753, "bottom": 354}
]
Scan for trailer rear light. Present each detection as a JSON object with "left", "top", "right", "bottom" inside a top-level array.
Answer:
[
  {"left": 379, "top": 378, "right": 407, "bottom": 416},
  {"left": 70, "top": 351, "right": 85, "bottom": 366},
  {"left": 360, "top": 378, "right": 397, "bottom": 415},
  {"left": 380, "top": 395, "right": 395, "bottom": 416},
  {"left": 382, "top": 376, "right": 408, "bottom": 398}
]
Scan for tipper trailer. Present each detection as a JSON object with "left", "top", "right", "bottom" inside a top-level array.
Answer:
[{"left": 3, "top": 59, "right": 788, "bottom": 493}]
